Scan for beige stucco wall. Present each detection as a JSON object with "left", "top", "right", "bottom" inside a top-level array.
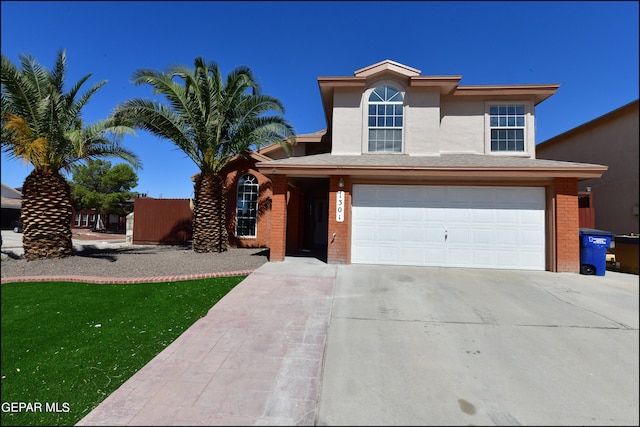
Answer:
[
  {"left": 439, "top": 97, "right": 536, "bottom": 157},
  {"left": 331, "top": 87, "right": 364, "bottom": 155},
  {"left": 536, "top": 101, "right": 639, "bottom": 235},
  {"left": 330, "top": 79, "right": 538, "bottom": 158},
  {"left": 404, "top": 87, "right": 441, "bottom": 155},
  {"left": 439, "top": 97, "right": 485, "bottom": 154}
]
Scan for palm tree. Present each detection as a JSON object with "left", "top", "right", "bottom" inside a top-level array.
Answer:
[
  {"left": 114, "top": 57, "right": 295, "bottom": 253},
  {"left": 1, "top": 50, "right": 141, "bottom": 260}
]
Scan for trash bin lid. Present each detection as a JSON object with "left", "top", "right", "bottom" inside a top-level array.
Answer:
[{"left": 579, "top": 228, "right": 616, "bottom": 237}]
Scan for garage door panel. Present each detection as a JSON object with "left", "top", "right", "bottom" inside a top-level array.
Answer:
[
  {"left": 378, "top": 246, "right": 399, "bottom": 263},
  {"left": 400, "top": 228, "right": 423, "bottom": 243},
  {"left": 471, "top": 209, "right": 494, "bottom": 223},
  {"left": 520, "top": 229, "right": 545, "bottom": 246},
  {"left": 352, "top": 245, "right": 376, "bottom": 264},
  {"left": 424, "top": 227, "right": 445, "bottom": 243},
  {"left": 401, "top": 207, "right": 423, "bottom": 221},
  {"left": 399, "top": 246, "right": 425, "bottom": 265},
  {"left": 379, "top": 207, "right": 400, "bottom": 221},
  {"left": 352, "top": 185, "right": 545, "bottom": 270},
  {"left": 448, "top": 228, "right": 470, "bottom": 244},
  {"left": 379, "top": 225, "right": 401, "bottom": 242},
  {"left": 471, "top": 228, "right": 493, "bottom": 245}
]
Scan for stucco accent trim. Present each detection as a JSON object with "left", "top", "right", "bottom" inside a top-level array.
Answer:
[
  {"left": 353, "top": 59, "right": 421, "bottom": 77},
  {"left": 454, "top": 84, "right": 560, "bottom": 105},
  {"left": 409, "top": 76, "right": 462, "bottom": 94}
]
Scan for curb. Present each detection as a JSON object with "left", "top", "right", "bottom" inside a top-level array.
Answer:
[{"left": 0, "top": 270, "right": 255, "bottom": 285}]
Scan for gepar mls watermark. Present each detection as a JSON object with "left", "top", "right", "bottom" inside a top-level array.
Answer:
[{"left": 2, "top": 401, "right": 70, "bottom": 413}]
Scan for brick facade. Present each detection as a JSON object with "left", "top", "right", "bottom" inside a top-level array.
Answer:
[
  {"left": 223, "top": 159, "right": 272, "bottom": 248},
  {"left": 327, "top": 176, "right": 351, "bottom": 264},
  {"left": 269, "top": 175, "right": 288, "bottom": 261},
  {"left": 554, "top": 177, "right": 580, "bottom": 272}
]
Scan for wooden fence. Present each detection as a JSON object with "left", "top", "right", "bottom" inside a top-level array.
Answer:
[
  {"left": 578, "top": 191, "right": 595, "bottom": 229},
  {"left": 132, "top": 198, "right": 192, "bottom": 245}
]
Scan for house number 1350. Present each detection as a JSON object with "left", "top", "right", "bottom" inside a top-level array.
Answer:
[{"left": 336, "top": 191, "right": 344, "bottom": 222}]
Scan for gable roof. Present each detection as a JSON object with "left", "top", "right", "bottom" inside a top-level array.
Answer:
[{"left": 354, "top": 59, "right": 421, "bottom": 77}]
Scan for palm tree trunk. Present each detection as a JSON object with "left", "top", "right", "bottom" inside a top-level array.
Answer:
[
  {"left": 21, "top": 170, "right": 74, "bottom": 260},
  {"left": 192, "top": 173, "right": 229, "bottom": 253}
]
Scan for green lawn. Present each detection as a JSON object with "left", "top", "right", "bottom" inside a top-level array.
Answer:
[{"left": 1, "top": 277, "right": 245, "bottom": 426}]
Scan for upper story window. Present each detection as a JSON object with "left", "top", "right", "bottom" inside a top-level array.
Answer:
[
  {"left": 236, "top": 174, "right": 258, "bottom": 238},
  {"left": 368, "top": 85, "right": 403, "bottom": 153},
  {"left": 490, "top": 104, "right": 525, "bottom": 152}
]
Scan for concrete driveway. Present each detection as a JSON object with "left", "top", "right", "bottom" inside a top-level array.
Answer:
[{"left": 318, "top": 265, "right": 639, "bottom": 426}]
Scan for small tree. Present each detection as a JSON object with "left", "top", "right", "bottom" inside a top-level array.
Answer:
[
  {"left": 69, "top": 159, "right": 138, "bottom": 229},
  {"left": 114, "top": 57, "right": 295, "bottom": 253},
  {"left": 1, "top": 50, "right": 141, "bottom": 260}
]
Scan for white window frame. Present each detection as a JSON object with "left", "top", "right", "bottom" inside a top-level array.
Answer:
[
  {"left": 235, "top": 174, "right": 259, "bottom": 238},
  {"left": 484, "top": 101, "right": 535, "bottom": 157},
  {"left": 367, "top": 84, "right": 404, "bottom": 153},
  {"left": 74, "top": 213, "right": 81, "bottom": 227}
]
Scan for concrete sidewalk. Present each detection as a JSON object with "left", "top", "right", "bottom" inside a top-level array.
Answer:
[{"left": 76, "top": 257, "right": 336, "bottom": 426}]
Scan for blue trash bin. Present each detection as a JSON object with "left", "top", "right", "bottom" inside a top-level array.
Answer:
[{"left": 579, "top": 228, "right": 615, "bottom": 276}]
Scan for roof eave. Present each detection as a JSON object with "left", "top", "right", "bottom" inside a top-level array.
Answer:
[
  {"left": 256, "top": 164, "right": 607, "bottom": 179},
  {"left": 453, "top": 84, "right": 561, "bottom": 105}
]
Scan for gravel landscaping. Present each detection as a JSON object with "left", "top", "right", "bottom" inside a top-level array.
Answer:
[{"left": 1, "top": 244, "right": 270, "bottom": 281}]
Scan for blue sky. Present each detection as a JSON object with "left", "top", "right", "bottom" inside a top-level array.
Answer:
[{"left": 2, "top": 1, "right": 638, "bottom": 199}]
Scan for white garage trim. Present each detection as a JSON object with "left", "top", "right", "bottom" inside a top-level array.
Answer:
[{"left": 351, "top": 185, "right": 546, "bottom": 270}]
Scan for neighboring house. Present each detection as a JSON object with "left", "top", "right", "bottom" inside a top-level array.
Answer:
[
  {"left": 70, "top": 207, "right": 128, "bottom": 232},
  {"left": 1, "top": 182, "right": 22, "bottom": 229},
  {"left": 251, "top": 59, "right": 607, "bottom": 273},
  {"left": 536, "top": 99, "right": 639, "bottom": 236}
]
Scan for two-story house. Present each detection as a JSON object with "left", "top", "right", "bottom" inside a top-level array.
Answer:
[
  {"left": 242, "top": 60, "right": 608, "bottom": 273},
  {"left": 174, "top": 60, "right": 606, "bottom": 273}
]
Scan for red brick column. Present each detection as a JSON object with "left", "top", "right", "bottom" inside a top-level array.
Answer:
[
  {"left": 327, "top": 176, "right": 351, "bottom": 264},
  {"left": 269, "top": 175, "right": 288, "bottom": 262},
  {"left": 555, "top": 177, "right": 579, "bottom": 272}
]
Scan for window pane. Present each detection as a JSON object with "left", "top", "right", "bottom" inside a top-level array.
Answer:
[
  {"left": 370, "top": 88, "right": 383, "bottom": 101},
  {"left": 508, "top": 105, "right": 516, "bottom": 115},
  {"left": 394, "top": 104, "right": 403, "bottom": 115},
  {"left": 236, "top": 174, "right": 258, "bottom": 237},
  {"left": 499, "top": 106, "right": 507, "bottom": 115},
  {"left": 369, "top": 105, "right": 376, "bottom": 115},
  {"left": 394, "top": 117, "right": 402, "bottom": 126},
  {"left": 516, "top": 105, "right": 525, "bottom": 115},
  {"left": 499, "top": 117, "right": 506, "bottom": 126},
  {"left": 378, "top": 105, "right": 385, "bottom": 115},
  {"left": 490, "top": 106, "right": 499, "bottom": 115},
  {"left": 508, "top": 117, "right": 515, "bottom": 126},
  {"left": 516, "top": 117, "right": 524, "bottom": 126},
  {"left": 369, "top": 117, "right": 376, "bottom": 126}
]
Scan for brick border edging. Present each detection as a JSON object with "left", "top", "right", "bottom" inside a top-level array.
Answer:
[{"left": 0, "top": 270, "right": 256, "bottom": 285}]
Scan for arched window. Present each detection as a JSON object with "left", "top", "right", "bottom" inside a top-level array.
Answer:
[
  {"left": 236, "top": 174, "right": 258, "bottom": 238},
  {"left": 368, "top": 85, "right": 403, "bottom": 153}
]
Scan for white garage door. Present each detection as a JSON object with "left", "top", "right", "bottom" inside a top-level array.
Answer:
[{"left": 351, "top": 185, "right": 546, "bottom": 270}]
